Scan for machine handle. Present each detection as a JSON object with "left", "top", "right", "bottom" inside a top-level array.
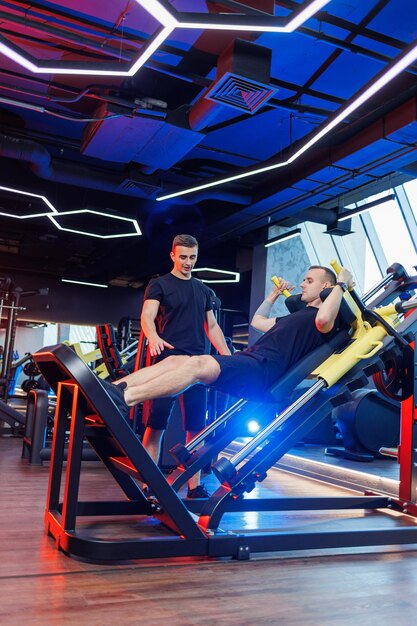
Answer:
[
  {"left": 356, "top": 340, "right": 383, "bottom": 359},
  {"left": 330, "top": 259, "right": 342, "bottom": 276},
  {"left": 331, "top": 258, "right": 355, "bottom": 293},
  {"left": 271, "top": 276, "right": 291, "bottom": 298},
  {"left": 331, "top": 259, "right": 366, "bottom": 313}
]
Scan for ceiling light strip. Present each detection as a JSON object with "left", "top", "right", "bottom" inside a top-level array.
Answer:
[
  {"left": 48, "top": 208, "right": 141, "bottom": 239},
  {"left": 61, "top": 279, "right": 108, "bottom": 288},
  {"left": 0, "top": 184, "right": 58, "bottom": 217},
  {"left": 139, "top": 0, "right": 178, "bottom": 25},
  {"left": 0, "top": 186, "right": 141, "bottom": 238},
  {"left": 265, "top": 229, "right": 301, "bottom": 247},
  {"left": 0, "top": 0, "right": 330, "bottom": 76},
  {"left": 126, "top": 24, "right": 176, "bottom": 77},
  {"left": 0, "top": 24, "right": 174, "bottom": 77},
  {"left": 157, "top": 40, "right": 417, "bottom": 201},
  {"left": 192, "top": 267, "right": 240, "bottom": 283},
  {"left": 337, "top": 194, "right": 396, "bottom": 222},
  {"left": 176, "top": 0, "right": 331, "bottom": 32}
]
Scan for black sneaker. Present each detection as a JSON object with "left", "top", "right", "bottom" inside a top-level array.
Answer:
[
  {"left": 101, "top": 379, "right": 129, "bottom": 418},
  {"left": 186, "top": 484, "right": 210, "bottom": 499}
]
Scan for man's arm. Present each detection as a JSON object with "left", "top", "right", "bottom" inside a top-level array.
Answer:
[
  {"left": 141, "top": 299, "right": 174, "bottom": 357},
  {"left": 251, "top": 277, "right": 292, "bottom": 333},
  {"left": 205, "top": 310, "right": 231, "bottom": 355},
  {"left": 315, "top": 267, "right": 354, "bottom": 334}
]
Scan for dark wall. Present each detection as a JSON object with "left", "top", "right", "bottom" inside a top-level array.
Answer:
[
  {"left": 209, "top": 270, "right": 251, "bottom": 315},
  {"left": 3, "top": 262, "right": 252, "bottom": 328},
  {"left": 2, "top": 273, "right": 143, "bottom": 326}
]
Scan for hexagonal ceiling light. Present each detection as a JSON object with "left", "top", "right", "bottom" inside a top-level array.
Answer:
[
  {"left": 48, "top": 208, "right": 142, "bottom": 239},
  {"left": 192, "top": 267, "right": 240, "bottom": 284},
  {"left": 0, "top": 185, "right": 58, "bottom": 218},
  {"left": 0, "top": 0, "right": 331, "bottom": 76},
  {"left": 168, "top": 0, "right": 331, "bottom": 32},
  {"left": 0, "top": 0, "right": 176, "bottom": 77},
  {"left": 0, "top": 185, "right": 141, "bottom": 239}
]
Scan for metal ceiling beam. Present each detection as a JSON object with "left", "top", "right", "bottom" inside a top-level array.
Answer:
[
  {"left": 0, "top": 10, "right": 133, "bottom": 62},
  {"left": 298, "top": 26, "right": 417, "bottom": 75},
  {"left": 2, "top": 0, "right": 139, "bottom": 41},
  {"left": 314, "top": 10, "right": 413, "bottom": 54},
  {"left": 300, "top": 0, "right": 392, "bottom": 95}
]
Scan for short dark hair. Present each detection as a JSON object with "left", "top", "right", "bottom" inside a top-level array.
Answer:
[
  {"left": 309, "top": 265, "right": 337, "bottom": 285},
  {"left": 172, "top": 234, "right": 198, "bottom": 252}
]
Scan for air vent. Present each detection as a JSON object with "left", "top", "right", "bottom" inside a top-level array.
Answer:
[
  {"left": 118, "top": 178, "right": 160, "bottom": 197},
  {"left": 189, "top": 39, "right": 277, "bottom": 130},
  {"left": 206, "top": 72, "right": 276, "bottom": 113}
]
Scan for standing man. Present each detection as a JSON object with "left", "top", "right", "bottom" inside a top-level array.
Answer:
[{"left": 140, "top": 234, "right": 231, "bottom": 498}]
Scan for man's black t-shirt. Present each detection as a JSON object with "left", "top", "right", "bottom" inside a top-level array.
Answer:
[
  {"left": 144, "top": 273, "right": 213, "bottom": 356},
  {"left": 244, "top": 305, "right": 345, "bottom": 377},
  {"left": 211, "top": 304, "right": 349, "bottom": 401}
]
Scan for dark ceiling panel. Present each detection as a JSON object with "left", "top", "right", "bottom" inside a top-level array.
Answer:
[
  {"left": 368, "top": 0, "right": 417, "bottom": 42},
  {"left": 329, "top": 1, "right": 380, "bottom": 22},
  {"left": 261, "top": 31, "right": 338, "bottom": 85},
  {"left": 310, "top": 51, "right": 383, "bottom": 98}
]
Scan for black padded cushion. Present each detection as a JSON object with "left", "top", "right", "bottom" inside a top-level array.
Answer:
[
  {"left": 285, "top": 288, "right": 357, "bottom": 327},
  {"left": 284, "top": 294, "right": 305, "bottom": 314}
]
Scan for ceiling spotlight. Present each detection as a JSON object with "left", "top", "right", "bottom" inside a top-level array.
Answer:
[{"left": 265, "top": 228, "right": 301, "bottom": 248}]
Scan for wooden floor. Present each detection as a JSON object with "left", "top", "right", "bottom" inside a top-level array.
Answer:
[{"left": 3, "top": 436, "right": 417, "bottom": 626}]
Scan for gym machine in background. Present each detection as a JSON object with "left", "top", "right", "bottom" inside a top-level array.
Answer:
[{"left": 0, "top": 277, "right": 48, "bottom": 433}]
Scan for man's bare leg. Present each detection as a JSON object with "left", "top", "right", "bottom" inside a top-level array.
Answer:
[
  {"left": 113, "top": 355, "right": 188, "bottom": 389},
  {"left": 124, "top": 355, "right": 221, "bottom": 406}
]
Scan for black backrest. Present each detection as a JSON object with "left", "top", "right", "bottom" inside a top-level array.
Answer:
[{"left": 285, "top": 289, "right": 357, "bottom": 327}]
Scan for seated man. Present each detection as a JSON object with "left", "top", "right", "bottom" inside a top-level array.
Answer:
[{"left": 103, "top": 265, "right": 354, "bottom": 410}]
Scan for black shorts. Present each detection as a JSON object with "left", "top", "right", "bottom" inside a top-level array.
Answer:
[
  {"left": 145, "top": 383, "right": 208, "bottom": 431},
  {"left": 211, "top": 352, "right": 283, "bottom": 401}
]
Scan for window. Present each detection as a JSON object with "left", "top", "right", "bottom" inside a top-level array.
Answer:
[{"left": 366, "top": 191, "right": 417, "bottom": 275}]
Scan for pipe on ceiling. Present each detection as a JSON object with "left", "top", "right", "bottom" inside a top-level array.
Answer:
[
  {"left": 0, "top": 133, "right": 251, "bottom": 204},
  {"left": 0, "top": 134, "right": 52, "bottom": 178},
  {"left": 0, "top": 132, "right": 150, "bottom": 197}
]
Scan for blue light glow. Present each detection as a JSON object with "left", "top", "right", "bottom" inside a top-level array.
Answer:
[{"left": 247, "top": 420, "right": 261, "bottom": 434}]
